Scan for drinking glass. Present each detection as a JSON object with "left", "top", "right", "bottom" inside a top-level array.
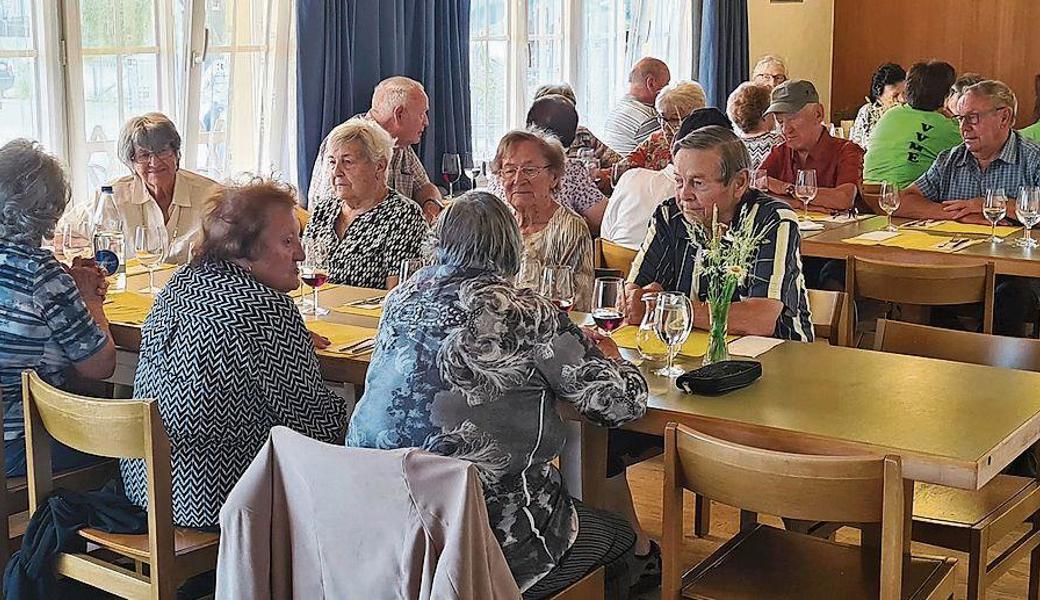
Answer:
[
  {"left": 1016, "top": 187, "right": 1040, "bottom": 249},
  {"left": 578, "top": 147, "right": 599, "bottom": 182},
  {"left": 878, "top": 181, "right": 901, "bottom": 232},
  {"left": 61, "top": 219, "right": 94, "bottom": 263},
  {"left": 751, "top": 169, "right": 768, "bottom": 191},
  {"left": 982, "top": 188, "right": 1008, "bottom": 244},
  {"left": 653, "top": 292, "right": 693, "bottom": 377},
  {"left": 441, "top": 153, "right": 462, "bottom": 199},
  {"left": 300, "top": 238, "right": 330, "bottom": 316},
  {"left": 541, "top": 265, "right": 575, "bottom": 312},
  {"left": 592, "top": 277, "right": 625, "bottom": 337},
  {"left": 134, "top": 225, "right": 168, "bottom": 294},
  {"left": 516, "top": 255, "right": 542, "bottom": 290},
  {"left": 399, "top": 257, "right": 424, "bottom": 284},
  {"left": 795, "top": 169, "right": 817, "bottom": 220}
]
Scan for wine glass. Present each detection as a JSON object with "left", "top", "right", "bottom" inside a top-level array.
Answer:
[
  {"left": 653, "top": 291, "right": 693, "bottom": 377},
  {"left": 300, "top": 238, "right": 330, "bottom": 316},
  {"left": 516, "top": 254, "right": 542, "bottom": 290},
  {"left": 578, "top": 147, "right": 599, "bottom": 182},
  {"left": 751, "top": 169, "right": 768, "bottom": 191},
  {"left": 592, "top": 277, "right": 625, "bottom": 337},
  {"left": 61, "top": 219, "right": 94, "bottom": 263},
  {"left": 541, "top": 265, "right": 575, "bottom": 312},
  {"left": 795, "top": 169, "right": 817, "bottom": 221},
  {"left": 1015, "top": 187, "right": 1040, "bottom": 249},
  {"left": 134, "top": 225, "right": 168, "bottom": 294},
  {"left": 399, "top": 257, "right": 424, "bottom": 284},
  {"left": 983, "top": 188, "right": 1008, "bottom": 244},
  {"left": 879, "top": 181, "right": 901, "bottom": 232},
  {"left": 441, "top": 153, "right": 462, "bottom": 199}
]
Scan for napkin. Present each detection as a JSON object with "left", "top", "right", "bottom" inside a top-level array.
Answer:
[{"left": 727, "top": 336, "right": 784, "bottom": 358}]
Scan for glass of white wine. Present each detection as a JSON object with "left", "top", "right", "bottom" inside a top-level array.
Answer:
[
  {"left": 653, "top": 292, "right": 693, "bottom": 378},
  {"left": 1014, "top": 187, "right": 1040, "bottom": 249},
  {"left": 795, "top": 169, "right": 817, "bottom": 221},
  {"left": 134, "top": 225, "right": 168, "bottom": 294},
  {"left": 879, "top": 181, "right": 901, "bottom": 232},
  {"left": 982, "top": 188, "right": 1007, "bottom": 244}
]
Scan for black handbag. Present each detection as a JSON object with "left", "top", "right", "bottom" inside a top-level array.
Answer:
[{"left": 675, "top": 360, "right": 762, "bottom": 395}]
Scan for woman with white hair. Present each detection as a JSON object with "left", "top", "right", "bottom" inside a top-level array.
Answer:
[
  {"left": 612, "top": 80, "right": 707, "bottom": 180},
  {"left": 348, "top": 191, "right": 648, "bottom": 598},
  {"left": 109, "top": 112, "right": 223, "bottom": 260},
  {"left": 303, "top": 117, "right": 429, "bottom": 289},
  {"left": 752, "top": 55, "right": 789, "bottom": 90},
  {"left": 0, "top": 139, "right": 115, "bottom": 476}
]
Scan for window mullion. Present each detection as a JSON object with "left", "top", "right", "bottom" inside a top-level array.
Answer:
[
  {"left": 508, "top": 0, "right": 527, "bottom": 130},
  {"left": 181, "top": 0, "right": 207, "bottom": 172}
]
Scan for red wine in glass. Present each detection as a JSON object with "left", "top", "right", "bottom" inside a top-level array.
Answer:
[
  {"left": 301, "top": 269, "right": 328, "bottom": 289},
  {"left": 592, "top": 308, "right": 625, "bottom": 332},
  {"left": 441, "top": 153, "right": 462, "bottom": 198}
]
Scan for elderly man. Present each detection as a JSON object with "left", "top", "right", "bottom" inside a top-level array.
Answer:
[
  {"left": 602, "top": 57, "right": 671, "bottom": 156},
  {"left": 309, "top": 76, "right": 442, "bottom": 222},
  {"left": 760, "top": 80, "right": 864, "bottom": 212},
  {"left": 752, "top": 55, "right": 789, "bottom": 90}
]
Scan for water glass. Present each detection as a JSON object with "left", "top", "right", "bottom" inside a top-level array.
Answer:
[
  {"left": 751, "top": 169, "right": 768, "bottom": 191},
  {"left": 541, "top": 265, "right": 575, "bottom": 312},
  {"left": 878, "top": 181, "right": 901, "bottom": 232},
  {"left": 795, "top": 169, "right": 818, "bottom": 220},
  {"left": 982, "top": 188, "right": 1008, "bottom": 244},
  {"left": 592, "top": 277, "right": 625, "bottom": 337},
  {"left": 399, "top": 257, "right": 424, "bottom": 284},
  {"left": 653, "top": 292, "right": 693, "bottom": 378},
  {"left": 61, "top": 219, "right": 94, "bottom": 263}
]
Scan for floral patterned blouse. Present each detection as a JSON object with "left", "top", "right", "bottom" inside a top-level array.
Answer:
[
  {"left": 346, "top": 265, "right": 648, "bottom": 592},
  {"left": 616, "top": 129, "right": 672, "bottom": 174}
]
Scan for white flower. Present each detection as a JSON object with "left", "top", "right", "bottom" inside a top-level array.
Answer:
[{"left": 725, "top": 265, "right": 746, "bottom": 279}]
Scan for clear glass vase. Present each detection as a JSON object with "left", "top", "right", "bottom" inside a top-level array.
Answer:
[{"left": 703, "top": 298, "right": 731, "bottom": 365}]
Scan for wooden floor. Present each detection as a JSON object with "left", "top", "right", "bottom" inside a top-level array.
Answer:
[{"left": 629, "top": 455, "right": 1032, "bottom": 600}]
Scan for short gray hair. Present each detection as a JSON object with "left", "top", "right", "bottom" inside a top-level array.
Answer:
[
  {"left": 117, "top": 112, "right": 182, "bottom": 170},
  {"left": 0, "top": 139, "right": 70, "bottom": 246},
  {"left": 370, "top": 76, "right": 425, "bottom": 117},
  {"left": 656, "top": 80, "right": 707, "bottom": 116},
  {"left": 534, "top": 82, "right": 577, "bottom": 105},
  {"left": 753, "top": 55, "right": 787, "bottom": 76},
  {"left": 431, "top": 190, "right": 522, "bottom": 277},
  {"left": 325, "top": 117, "right": 395, "bottom": 166},
  {"left": 674, "top": 125, "right": 751, "bottom": 185},
  {"left": 963, "top": 80, "right": 1018, "bottom": 118}
]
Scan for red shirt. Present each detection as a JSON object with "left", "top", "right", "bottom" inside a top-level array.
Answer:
[{"left": 761, "top": 128, "right": 864, "bottom": 189}]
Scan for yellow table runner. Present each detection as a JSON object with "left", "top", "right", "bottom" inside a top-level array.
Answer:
[
  {"left": 903, "top": 220, "right": 1021, "bottom": 237},
  {"left": 103, "top": 291, "right": 155, "bottom": 325},
  {"left": 331, "top": 304, "right": 383, "bottom": 318},
  {"left": 306, "top": 321, "right": 378, "bottom": 357},
  {"left": 289, "top": 283, "right": 342, "bottom": 298},
  {"left": 844, "top": 230, "right": 986, "bottom": 253},
  {"left": 125, "top": 258, "right": 177, "bottom": 277},
  {"left": 611, "top": 326, "right": 738, "bottom": 358}
]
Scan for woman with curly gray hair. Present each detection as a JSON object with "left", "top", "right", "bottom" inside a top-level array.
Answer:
[
  {"left": 0, "top": 139, "right": 115, "bottom": 476},
  {"left": 347, "top": 190, "right": 649, "bottom": 598}
]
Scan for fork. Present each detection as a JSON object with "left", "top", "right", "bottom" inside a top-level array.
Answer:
[
  {"left": 333, "top": 337, "right": 375, "bottom": 354},
  {"left": 938, "top": 237, "right": 967, "bottom": 249}
]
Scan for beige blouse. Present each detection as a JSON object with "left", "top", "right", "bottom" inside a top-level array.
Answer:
[{"left": 522, "top": 204, "right": 595, "bottom": 312}]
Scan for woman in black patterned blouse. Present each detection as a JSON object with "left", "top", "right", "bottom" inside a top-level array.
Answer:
[
  {"left": 122, "top": 181, "right": 348, "bottom": 528},
  {"left": 303, "top": 117, "right": 429, "bottom": 289}
]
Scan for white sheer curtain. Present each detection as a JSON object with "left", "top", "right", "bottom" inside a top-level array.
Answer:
[{"left": 624, "top": 0, "right": 697, "bottom": 83}]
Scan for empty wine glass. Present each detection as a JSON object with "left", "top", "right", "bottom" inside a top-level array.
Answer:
[
  {"left": 1015, "top": 187, "right": 1040, "bottom": 249},
  {"left": 879, "top": 181, "right": 901, "bottom": 232},
  {"left": 541, "top": 265, "right": 575, "bottom": 312},
  {"left": 300, "top": 238, "right": 330, "bottom": 316},
  {"left": 592, "top": 277, "right": 625, "bottom": 337},
  {"left": 61, "top": 219, "right": 94, "bottom": 263},
  {"left": 751, "top": 169, "right": 768, "bottom": 192},
  {"left": 653, "top": 291, "right": 693, "bottom": 378},
  {"left": 795, "top": 169, "right": 817, "bottom": 221},
  {"left": 134, "top": 225, "right": 168, "bottom": 294},
  {"left": 516, "top": 254, "right": 542, "bottom": 290},
  {"left": 399, "top": 257, "right": 424, "bottom": 284},
  {"left": 983, "top": 188, "right": 1008, "bottom": 244},
  {"left": 441, "top": 153, "right": 462, "bottom": 199}
]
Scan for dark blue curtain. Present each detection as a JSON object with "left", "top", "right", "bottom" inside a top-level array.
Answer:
[
  {"left": 698, "top": 0, "right": 749, "bottom": 108},
  {"left": 296, "top": 1, "right": 471, "bottom": 205}
]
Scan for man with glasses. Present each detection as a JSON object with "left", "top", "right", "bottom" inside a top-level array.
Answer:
[{"left": 752, "top": 55, "right": 789, "bottom": 90}]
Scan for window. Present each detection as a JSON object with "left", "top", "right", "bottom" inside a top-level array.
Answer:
[
  {"left": 469, "top": 0, "right": 697, "bottom": 161},
  {"left": 0, "top": 0, "right": 62, "bottom": 152}
]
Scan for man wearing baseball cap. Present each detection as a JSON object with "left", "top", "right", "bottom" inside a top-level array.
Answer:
[{"left": 760, "top": 80, "right": 864, "bottom": 212}]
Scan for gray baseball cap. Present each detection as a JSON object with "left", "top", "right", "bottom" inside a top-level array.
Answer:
[{"left": 765, "top": 80, "right": 820, "bottom": 115}]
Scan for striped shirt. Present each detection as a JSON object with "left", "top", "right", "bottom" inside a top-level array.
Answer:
[
  {"left": 627, "top": 190, "right": 814, "bottom": 342},
  {"left": 914, "top": 131, "right": 1040, "bottom": 202},
  {"left": 0, "top": 243, "right": 108, "bottom": 440},
  {"left": 602, "top": 95, "right": 660, "bottom": 156},
  {"left": 521, "top": 205, "right": 596, "bottom": 312}
]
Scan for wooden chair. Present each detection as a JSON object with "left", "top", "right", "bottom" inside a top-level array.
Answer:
[
  {"left": 549, "top": 566, "right": 604, "bottom": 600},
  {"left": 845, "top": 255, "right": 996, "bottom": 346},
  {"left": 662, "top": 422, "right": 957, "bottom": 600},
  {"left": 807, "top": 288, "right": 850, "bottom": 346},
  {"left": 594, "top": 238, "right": 638, "bottom": 278},
  {"left": 860, "top": 181, "right": 882, "bottom": 215},
  {"left": 874, "top": 319, "right": 1040, "bottom": 599},
  {"left": 22, "top": 370, "right": 219, "bottom": 599}
]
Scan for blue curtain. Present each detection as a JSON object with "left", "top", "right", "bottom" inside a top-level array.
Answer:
[
  {"left": 296, "top": 1, "right": 471, "bottom": 205},
  {"left": 698, "top": 0, "right": 749, "bottom": 108}
]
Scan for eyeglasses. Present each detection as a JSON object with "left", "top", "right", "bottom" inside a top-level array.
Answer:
[
  {"left": 754, "top": 73, "right": 787, "bottom": 85},
  {"left": 498, "top": 165, "right": 551, "bottom": 180},
  {"left": 953, "top": 108, "right": 1007, "bottom": 127},
  {"left": 132, "top": 148, "right": 176, "bottom": 165}
]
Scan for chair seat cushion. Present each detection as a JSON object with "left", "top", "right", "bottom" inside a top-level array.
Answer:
[
  {"left": 682, "top": 524, "right": 955, "bottom": 600},
  {"left": 914, "top": 475, "right": 1039, "bottom": 527},
  {"left": 79, "top": 526, "right": 219, "bottom": 561}
]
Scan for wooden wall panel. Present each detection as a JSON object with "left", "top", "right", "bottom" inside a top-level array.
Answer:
[{"left": 831, "top": 0, "right": 1040, "bottom": 126}]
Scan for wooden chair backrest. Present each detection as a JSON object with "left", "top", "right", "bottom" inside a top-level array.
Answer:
[
  {"left": 875, "top": 318, "right": 1040, "bottom": 371},
  {"left": 845, "top": 255, "right": 996, "bottom": 341},
  {"left": 22, "top": 370, "right": 177, "bottom": 596},
  {"left": 599, "top": 239, "right": 638, "bottom": 278},
  {"left": 807, "top": 289, "right": 849, "bottom": 346},
  {"left": 664, "top": 422, "right": 906, "bottom": 599},
  {"left": 860, "top": 181, "right": 883, "bottom": 214}
]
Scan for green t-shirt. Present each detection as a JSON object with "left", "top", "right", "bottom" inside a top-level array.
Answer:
[
  {"left": 863, "top": 105, "right": 962, "bottom": 188},
  {"left": 1021, "top": 121, "right": 1040, "bottom": 144}
]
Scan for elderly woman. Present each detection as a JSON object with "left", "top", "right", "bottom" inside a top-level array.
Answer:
[
  {"left": 727, "top": 82, "right": 783, "bottom": 170},
  {"left": 752, "top": 55, "right": 789, "bottom": 90},
  {"left": 849, "top": 63, "right": 907, "bottom": 148},
  {"left": 121, "top": 181, "right": 347, "bottom": 528},
  {"left": 347, "top": 191, "right": 648, "bottom": 598},
  {"left": 0, "top": 139, "right": 115, "bottom": 476},
  {"left": 943, "top": 72, "right": 984, "bottom": 118},
  {"left": 612, "top": 80, "right": 707, "bottom": 179},
  {"left": 490, "top": 128, "right": 595, "bottom": 311},
  {"left": 110, "top": 113, "right": 223, "bottom": 259},
  {"left": 303, "top": 117, "right": 429, "bottom": 289}
]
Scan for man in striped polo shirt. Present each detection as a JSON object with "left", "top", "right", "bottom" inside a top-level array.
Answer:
[
  {"left": 625, "top": 125, "right": 814, "bottom": 341},
  {"left": 602, "top": 57, "right": 671, "bottom": 156}
]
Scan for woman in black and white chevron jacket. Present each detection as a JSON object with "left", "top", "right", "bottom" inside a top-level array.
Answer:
[{"left": 121, "top": 180, "right": 348, "bottom": 529}]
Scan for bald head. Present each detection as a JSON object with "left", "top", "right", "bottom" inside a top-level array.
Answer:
[
  {"left": 369, "top": 76, "right": 429, "bottom": 146},
  {"left": 628, "top": 57, "right": 671, "bottom": 104}
]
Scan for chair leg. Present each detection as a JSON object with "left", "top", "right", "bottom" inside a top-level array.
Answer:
[
  {"left": 1030, "top": 518, "right": 1040, "bottom": 600},
  {"left": 693, "top": 495, "right": 710, "bottom": 537},
  {"left": 967, "top": 529, "right": 987, "bottom": 600}
]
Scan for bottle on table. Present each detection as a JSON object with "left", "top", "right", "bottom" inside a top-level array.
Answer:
[{"left": 91, "top": 185, "right": 127, "bottom": 291}]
